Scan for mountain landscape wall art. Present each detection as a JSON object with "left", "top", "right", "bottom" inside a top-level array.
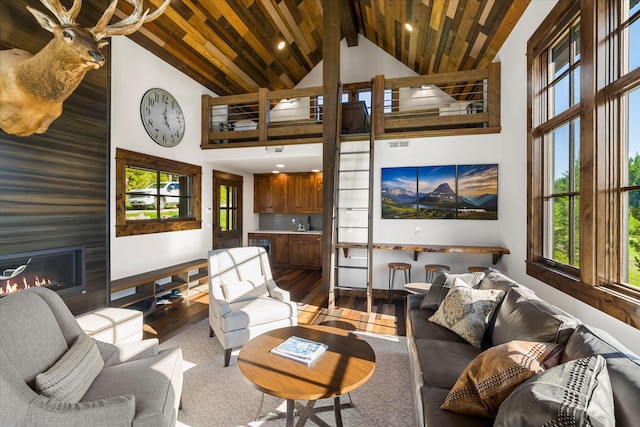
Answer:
[{"left": 381, "top": 164, "right": 498, "bottom": 220}]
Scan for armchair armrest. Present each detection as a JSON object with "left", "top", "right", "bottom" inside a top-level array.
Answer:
[
  {"left": 268, "top": 284, "right": 291, "bottom": 302},
  {"left": 28, "top": 394, "right": 135, "bottom": 426},
  {"left": 94, "top": 338, "right": 159, "bottom": 367}
]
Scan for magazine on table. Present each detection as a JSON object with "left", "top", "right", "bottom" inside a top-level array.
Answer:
[{"left": 270, "top": 336, "right": 328, "bottom": 365}]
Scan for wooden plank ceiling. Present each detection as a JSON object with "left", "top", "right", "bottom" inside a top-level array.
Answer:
[{"left": 121, "top": 0, "right": 530, "bottom": 96}]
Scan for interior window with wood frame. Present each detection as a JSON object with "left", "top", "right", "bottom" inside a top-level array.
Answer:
[
  {"left": 528, "top": 0, "right": 640, "bottom": 329},
  {"left": 115, "top": 148, "right": 202, "bottom": 237}
]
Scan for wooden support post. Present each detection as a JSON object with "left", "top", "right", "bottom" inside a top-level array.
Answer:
[
  {"left": 373, "top": 75, "right": 385, "bottom": 135},
  {"left": 488, "top": 62, "right": 501, "bottom": 128},
  {"left": 322, "top": 0, "right": 340, "bottom": 302},
  {"left": 258, "top": 88, "right": 268, "bottom": 142}
]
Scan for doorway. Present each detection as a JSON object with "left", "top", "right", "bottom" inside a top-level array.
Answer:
[{"left": 213, "top": 170, "right": 243, "bottom": 250}]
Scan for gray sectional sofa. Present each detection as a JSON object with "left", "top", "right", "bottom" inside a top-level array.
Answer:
[
  {"left": 0, "top": 287, "right": 183, "bottom": 427},
  {"left": 407, "top": 268, "right": 640, "bottom": 426}
]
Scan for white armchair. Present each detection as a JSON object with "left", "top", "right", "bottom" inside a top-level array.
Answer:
[{"left": 207, "top": 246, "right": 298, "bottom": 366}]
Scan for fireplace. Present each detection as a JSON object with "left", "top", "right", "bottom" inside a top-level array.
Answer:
[{"left": 0, "top": 246, "right": 86, "bottom": 297}]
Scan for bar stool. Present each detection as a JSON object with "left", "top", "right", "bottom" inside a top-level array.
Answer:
[
  {"left": 424, "top": 264, "right": 450, "bottom": 282},
  {"left": 467, "top": 266, "right": 486, "bottom": 273},
  {"left": 388, "top": 262, "right": 411, "bottom": 303}
]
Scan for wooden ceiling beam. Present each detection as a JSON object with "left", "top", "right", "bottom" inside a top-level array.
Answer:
[{"left": 340, "top": 0, "right": 359, "bottom": 47}]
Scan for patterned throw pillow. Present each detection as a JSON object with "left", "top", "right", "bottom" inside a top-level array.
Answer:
[
  {"left": 428, "top": 277, "right": 504, "bottom": 347},
  {"left": 420, "top": 270, "right": 486, "bottom": 310},
  {"left": 494, "top": 355, "right": 615, "bottom": 426},
  {"left": 35, "top": 334, "right": 104, "bottom": 403},
  {"left": 441, "top": 340, "right": 564, "bottom": 419}
]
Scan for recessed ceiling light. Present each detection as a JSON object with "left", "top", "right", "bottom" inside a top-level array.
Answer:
[
  {"left": 276, "top": 164, "right": 285, "bottom": 168},
  {"left": 405, "top": 23, "right": 413, "bottom": 32},
  {"left": 277, "top": 41, "right": 286, "bottom": 50},
  {"left": 312, "top": 169, "right": 320, "bottom": 173},
  {"left": 272, "top": 170, "right": 280, "bottom": 174}
]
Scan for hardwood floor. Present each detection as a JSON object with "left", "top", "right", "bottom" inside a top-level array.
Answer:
[{"left": 144, "top": 268, "right": 407, "bottom": 343}]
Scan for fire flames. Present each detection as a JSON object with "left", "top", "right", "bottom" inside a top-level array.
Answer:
[{"left": 0, "top": 276, "right": 51, "bottom": 295}]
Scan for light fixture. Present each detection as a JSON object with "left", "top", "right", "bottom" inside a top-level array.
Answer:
[
  {"left": 276, "top": 164, "right": 285, "bottom": 168},
  {"left": 277, "top": 41, "right": 286, "bottom": 50},
  {"left": 272, "top": 170, "right": 280, "bottom": 174},
  {"left": 405, "top": 23, "right": 413, "bottom": 32},
  {"left": 311, "top": 169, "right": 320, "bottom": 173}
]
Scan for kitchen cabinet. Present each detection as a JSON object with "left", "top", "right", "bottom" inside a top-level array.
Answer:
[
  {"left": 272, "top": 234, "right": 290, "bottom": 266},
  {"left": 254, "top": 172, "right": 322, "bottom": 213},
  {"left": 288, "top": 234, "right": 322, "bottom": 269},
  {"left": 254, "top": 173, "right": 287, "bottom": 212}
]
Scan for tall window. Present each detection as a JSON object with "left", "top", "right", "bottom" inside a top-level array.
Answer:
[
  {"left": 116, "top": 149, "right": 202, "bottom": 236},
  {"left": 528, "top": 0, "right": 640, "bottom": 329}
]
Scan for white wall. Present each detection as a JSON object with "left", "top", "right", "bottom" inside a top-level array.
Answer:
[{"left": 109, "top": 37, "right": 258, "bottom": 280}]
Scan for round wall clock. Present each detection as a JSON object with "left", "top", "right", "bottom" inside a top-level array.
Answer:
[{"left": 140, "top": 88, "right": 185, "bottom": 147}]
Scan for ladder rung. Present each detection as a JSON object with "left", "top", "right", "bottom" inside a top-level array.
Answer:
[
  {"left": 339, "top": 150, "right": 370, "bottom": 155},
  {"left": 335, "top": 265, "right": 368, "bottom": 270},
  {"left": 337, "top": 207, "right": 369, "bottom": 211},
  {"left": 339, "top": 169, "right": 369, "bottom": 173},
  {"left": 337, "top": 225, "right": 368, "bottom": 229},
  {"left": 333, "top": 285, "right": 370, "bottom": 291},
  {"left": 338, "top": 187, "right": 369, "bottom": 191}
]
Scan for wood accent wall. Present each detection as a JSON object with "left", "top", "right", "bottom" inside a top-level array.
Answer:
[{"left": 0, "top": 1, "right": 110, "bottom": 315}]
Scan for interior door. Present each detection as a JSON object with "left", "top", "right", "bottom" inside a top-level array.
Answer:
[{"left": 213, "top": 170, "right": 243, "bottom": 250}]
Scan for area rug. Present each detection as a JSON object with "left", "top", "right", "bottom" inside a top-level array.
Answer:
[{"left": 160, "top": 319, "right": 413, "bottom": 427}]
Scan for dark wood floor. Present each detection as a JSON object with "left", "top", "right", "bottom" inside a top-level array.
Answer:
[{"left": 144, "top": 268, "right": 407, "bottom": 343}]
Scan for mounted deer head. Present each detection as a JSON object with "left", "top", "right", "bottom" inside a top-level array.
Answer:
[{"left": 0, "top": 0, "right": 170, "bottom": 137}]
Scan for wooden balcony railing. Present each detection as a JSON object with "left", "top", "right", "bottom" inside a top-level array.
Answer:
[{"left": 201, "top": 64, "right": 501, "bottom": 148}]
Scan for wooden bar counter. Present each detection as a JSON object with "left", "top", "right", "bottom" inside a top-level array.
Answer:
[{"left": 337, "top": 243, "right": 510, "bottom": 264}]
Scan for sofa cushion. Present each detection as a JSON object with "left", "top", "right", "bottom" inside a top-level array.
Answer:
[
  {"left": 420, "top": 270, "right": 485, "bottom": 309},
  {"left": 495, "top": 355, "right": 615, "bottom": 427},
  {"left": 221, "top": 297, "right": 297, "bottom": 332},
  {"left": 35, "top": 334, "right": 104, "bottom": 403},
  {"left": 0, "top": 289, "right": 69, "bottom": 385},
  {"left": 492, "top": 287, "right": 579, "bottom": 347},
  {"left": 441, "top": 340, "right": 563, "bottom": 419},
  {"left": 477, "top": 268, "right": 522, "bottom": 294},
  {"left": 220, "top": 278, "right": 269, "bottom": 302},
  {"left": 82, "top": 346, "right": 183, "bottom": 427},
  {"left": 561, "top": 324, "right": 640, "bottom": 427},
  {"left": 428, "top": 278, "right": 505, "bottom": 347},
  {"left": 409, "top": 308, "right": 470, "bottom": 343},
  {"left": 422, "top": 387, "right": 493, "bottom": 427},
  {"left": 416, "top": 339, "right": 484, "bottom": 389}
]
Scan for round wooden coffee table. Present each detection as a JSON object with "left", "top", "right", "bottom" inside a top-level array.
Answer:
[{"left": 237, "top": 325, "right": 376, "bottom": 427}]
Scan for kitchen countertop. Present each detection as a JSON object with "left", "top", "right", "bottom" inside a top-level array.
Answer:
[{"left": 249, "top": 230, "right": 322, "bottom": 235}]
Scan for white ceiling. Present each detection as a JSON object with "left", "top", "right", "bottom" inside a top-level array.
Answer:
[{"left": 203, "top": 143, "right": 323, "bottom": 175}]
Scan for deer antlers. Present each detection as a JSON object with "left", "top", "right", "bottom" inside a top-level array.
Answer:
[
  {"left": 26, "top": 0, "right": 170, "bottom": 41},
  {"left": 92, "top": 0, "right": 170, "bottom": 40}
]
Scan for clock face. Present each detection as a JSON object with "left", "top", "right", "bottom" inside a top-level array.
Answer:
[{"left": 140, "top": 88, "right": 185, "bottom": 147}]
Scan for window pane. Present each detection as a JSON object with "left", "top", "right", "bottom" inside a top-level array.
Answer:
[
  {"left": 632, "top": 0, "right": 640, "bottom": 16},
  {"left": 625, "top": 190, "right": 640, "bottom": 287},
  {"left": 573, "top": 118, "right": 580, "bottom": 191},
  {"left": 553, "top": 197, "right": 568, "bottom": 263},
  {"left": 219, "top": 209, "right": 228, "bottom": 231},
  {"left": 551, "top": 75, "right": 570, "bottom": 116},
  {"left": 630, "top": 15, "right": 639, "bottom": 72},
  {"left": 571, "top": 67, "right": 580, "bottom": 107},
  {"left": 572, "top": 24, "right": 580, "bottom": 63},
  {"left": 551, "top": 123, "right": 570, "bottom": 193},
  {"left": 551, "top": 32, "right": 570, "bottom": 79},
  {"left": 125, "top": 167, "right": 191, "bottom": 220},
  {"left": 357, "top": 90, "right": 372, "bottom": 115},
  {"left": 627, "top": 88, "right": 640, "bottom": 186}
]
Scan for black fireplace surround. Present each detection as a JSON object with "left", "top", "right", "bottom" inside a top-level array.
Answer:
[{"left": 0, "top": 246, "right": 86, "bottom": 297}]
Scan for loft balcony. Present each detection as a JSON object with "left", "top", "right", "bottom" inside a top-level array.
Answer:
[{"left": 201, "top": 63, "right": 501, "bottom": 149}]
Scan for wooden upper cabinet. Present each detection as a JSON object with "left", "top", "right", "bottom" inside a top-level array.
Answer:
[
  {"left": 254, "top": 172, "right": 322, "bottom": 213},
  {"left": 254, "top": 173, "right": 287, "bottom": 212}
]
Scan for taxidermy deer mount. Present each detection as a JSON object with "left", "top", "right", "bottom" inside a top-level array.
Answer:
[{"left": 0, "top": 0, "right": 170, "bottom": 137}]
